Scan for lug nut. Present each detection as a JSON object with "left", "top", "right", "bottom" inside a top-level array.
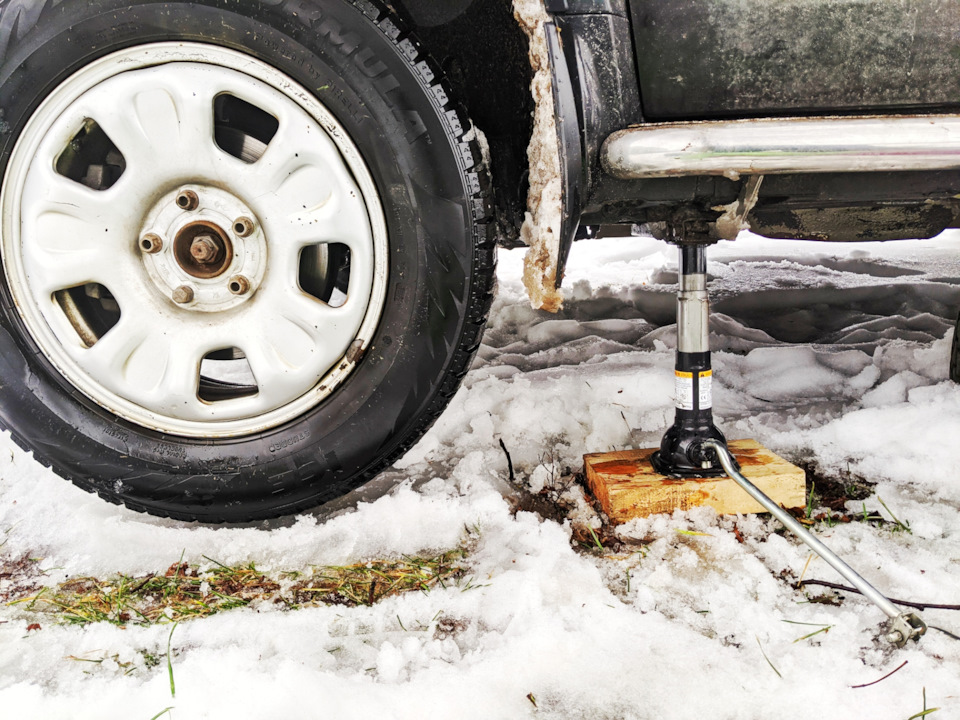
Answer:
[
  {"left": 172, "top": 285, "right": 195, "bottom": 304},
  {"left": 227, "top": 276, "right": 250, "bottom": 296},
  {"left": 140, "top": 233, "right": 163, "bottom": 254},
  {"left": 189, "top": 234, "right": 222, "bottom": 265},
  {"left": 176, "top": 190, "right": 199, "bottom": 211},
  {"left": 233, "top": 217, "right": 255, "bottom": 237}
]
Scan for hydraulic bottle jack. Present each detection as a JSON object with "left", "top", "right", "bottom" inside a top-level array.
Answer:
[
  {"left": 651, "top": 242, "right": 729, "bottom": 477},
  {"left": 584, "top": 239, "right": 926, "bottom": 646}
]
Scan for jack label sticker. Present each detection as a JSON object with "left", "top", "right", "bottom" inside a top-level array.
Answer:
[{"left": 675, "top": 370, "right": 713, "bottom": 410}]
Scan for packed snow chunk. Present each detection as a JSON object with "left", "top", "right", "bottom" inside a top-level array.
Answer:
[
  {"left": 816, "top": 348, "right": 874, "bottom": 376},
  {"left": 728, "top": 346, "right": 877, "bottom": 401},
  {"left": 709, "top": 312, "right": 779, "bottom": 352},
  {"left": 375, "top": 641, "right": 407, "bottom": 684},
  {"left": 873, "top": 331, "right": 953, "bottom": 381},
  {"left": 569, "top": 279, "right": 594, "bottom": 301},
  {"left": 906, "top": 382, "right": 959, "bottom": 407},
  {"left": 779, "top": 388, "right": 960, "bottom": 500},
  {"left": 525, "top": 319, "right": 588, "bottom": 346},
  {"left": 528, "top": 461, "right": 563, "bottom": 494},
  {"left": 468, "top": 412, "right": 498, "bottom": 447},
  {"left": 860, "top": 370, "right": 929, "bottom": 407},
  {"left": 513, "top": 0, "right": 564, "bottom": 312},
  {"left": 830, "top": 312, "right": 951, "bottom": 346}
]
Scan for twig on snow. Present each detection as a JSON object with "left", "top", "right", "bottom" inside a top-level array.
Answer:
[
  {"left": 851, "top": 660, "right": 908, "bottom": 689},
  {"left": 499, "top": 438, "right": 515, "bottom": 482},
  {"left": 929, "top": 625, "right": 960, "bottom": 642},
  {"left": 798, "top": 580, "right": 960, "bottom": 611}
]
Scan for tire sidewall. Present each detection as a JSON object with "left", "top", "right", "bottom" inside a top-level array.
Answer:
[{"left": 0, "top": 0, "right": 480, "bottom": 519}]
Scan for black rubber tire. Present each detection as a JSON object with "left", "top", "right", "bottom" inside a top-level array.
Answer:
[{"left": 0, "top": 0, "right": 495, "bottom": 522}]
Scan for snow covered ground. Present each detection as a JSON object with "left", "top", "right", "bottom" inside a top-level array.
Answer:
[{"left": 2, "top": 232, "right": 960, "bottom": 718}]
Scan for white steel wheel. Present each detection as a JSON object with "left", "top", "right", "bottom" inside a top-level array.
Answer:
[
  {"left": 1, "top": 44, "right": 388, "bottom": 438},
  {"left": 0, "top": 0, "right": 494, "bottom": 523}
]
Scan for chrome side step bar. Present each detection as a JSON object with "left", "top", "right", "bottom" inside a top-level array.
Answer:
[{"left": 602, "top": 115, "right": 960, "bottom": 179}]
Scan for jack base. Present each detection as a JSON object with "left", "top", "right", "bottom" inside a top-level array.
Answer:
[
  {"left": 650, "top": 421, "right": 731, "bottom": 478},
  {"left": 583, "top": 440, "right": 806, "bottom": 524}
]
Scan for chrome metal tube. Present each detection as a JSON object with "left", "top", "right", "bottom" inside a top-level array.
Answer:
[
  {"left": 677, "top": 273, "right": 709, "bottom": 354},
  {"left": 603, "top": 114, "right": 960, "bottom": 179}
]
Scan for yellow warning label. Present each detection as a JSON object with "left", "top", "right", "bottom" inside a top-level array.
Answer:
[
  {"left": 699, "top": 370, "right": 712, "bottom": 409},
  {"left": 675, "top": 372, "right": 694, "bottom": 410},
  {"left": 675, "top": 370, "right": 713, "bottom": 410}
]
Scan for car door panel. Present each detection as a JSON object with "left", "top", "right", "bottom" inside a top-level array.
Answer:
[{"left": 631, "top": 0, "right": 960, "bottom": 119}]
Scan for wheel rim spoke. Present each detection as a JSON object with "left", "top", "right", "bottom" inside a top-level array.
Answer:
[
  {"left": 24, "top": 166, "right": 122, "bottom": 223},
  {"left": 77, "top": 312, "right": 203, "bottom": 412},
  {"left": 24, "top": 239, "right": 119, "bottom": 297},
  {"left": 287, "top": 274, "right": 370, "bottom": 340},
  {"left": 263, "top": 170, "right": 374, "bottom": 252},
  {"left": 247, "top": 110, "right": 375, "bottom": 255},
  {"left": 152, "top": 342, "right": 205, "bottom": 417},
  {"left": 238, "top": 293, "right": 345, "bottom": 407},
  {"left": 79, "top": 317, "right": 154, "bottom": 388},
  {"left": 20, "top": 178, "right": 135, "bottom": 295},
  {"left": 76, "top": 67, "right": 220, "bottom": 181}
]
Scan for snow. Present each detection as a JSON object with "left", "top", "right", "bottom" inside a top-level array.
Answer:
[
  {"left": 3, "top": 231, "right": 960, "bottom": 718},
  {"left": 513, "top": 0, "right": 565, "bottom": 313}
]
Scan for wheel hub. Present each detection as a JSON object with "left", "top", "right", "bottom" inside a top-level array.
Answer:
[
  {"left": 187, "top": 232, "right": 226, "bottom": 268},
  {"left": 177, "top": 222, "right": 232, "bottom": 278},
  {"left": 139, "top": 185, "right": 266, "bottom": 312}
]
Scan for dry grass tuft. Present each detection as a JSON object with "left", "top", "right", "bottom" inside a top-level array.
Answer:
[
  {"left": 288, "top": 549, "right": 468, "bottom": 607},
  {"left": 10, "top": 549, "right": 470, "bottom": 627}
]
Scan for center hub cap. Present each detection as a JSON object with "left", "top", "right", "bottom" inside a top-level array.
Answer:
[{"left": 175, "top": 221, "right": 232, "bottom": 278}]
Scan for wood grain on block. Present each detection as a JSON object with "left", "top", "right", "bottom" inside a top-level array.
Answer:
[{"left": 583, "top": 439, "right": 806, "bottom": 523}]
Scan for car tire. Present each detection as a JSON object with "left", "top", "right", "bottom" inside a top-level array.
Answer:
[{"left": 0, "top": 0, "right": 495, "bottom": 522}]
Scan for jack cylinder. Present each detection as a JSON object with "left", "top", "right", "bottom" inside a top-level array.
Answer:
[{"left": 652, "top": 244, "right": 729, "bottom": 477}]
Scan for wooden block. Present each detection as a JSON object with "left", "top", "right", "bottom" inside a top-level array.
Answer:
[{"left": 583, "top": 439, "right": 805, "bottom": 524}]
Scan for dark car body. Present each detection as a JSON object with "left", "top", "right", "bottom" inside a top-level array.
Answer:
[{"left": 392, "top": 0, "right": 960, "bottom": 285}]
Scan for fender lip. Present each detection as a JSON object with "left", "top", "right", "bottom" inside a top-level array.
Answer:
[{"left": 603, "top": 114, "right": 960, "bottom": 180}]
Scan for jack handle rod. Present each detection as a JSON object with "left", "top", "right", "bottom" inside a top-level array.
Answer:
[{"left": 700, "top": 439, "right": 927, "bottom": 646}]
